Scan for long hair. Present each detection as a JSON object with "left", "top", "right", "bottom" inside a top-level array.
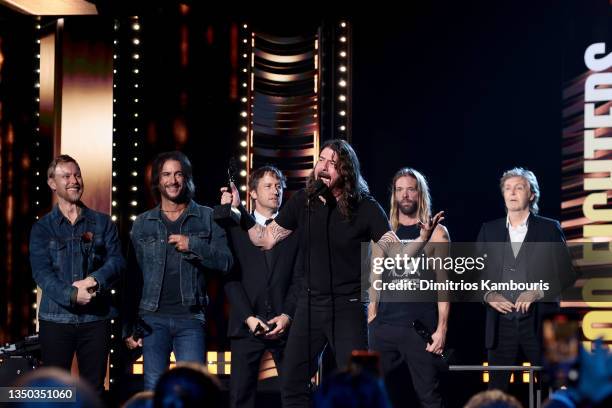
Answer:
[
  {"left": 499, "top": 167, "right": 540, "bottom": 214},
  {"left": 389, "top": 168, "right": 431, "bottom": 231},
  {"left": 150, "top": 151, "right": 195, "bottom": 203},
  {"left": 306, "top": 139, "right": 369, "bottom": 219}
]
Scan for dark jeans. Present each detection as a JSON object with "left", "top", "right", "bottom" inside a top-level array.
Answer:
[
  {"left": 230, "top": 335, "right": 285, "bottom": 408},
  {"left": 39, "top": 319, "right": 110, "bottom": 395},
  {"left": 487, "top": 314, "right": 541, "bottom": 391},
  {"left": 369, "top": 321, "right": 444, "bottom": 408},
  {"left": 281, "top": 299, "right": 368, "bottom": 408},
  {"left": 141, "top": 314, "right": 206, "bottom": 390}
]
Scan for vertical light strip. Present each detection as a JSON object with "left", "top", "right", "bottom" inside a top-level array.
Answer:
[
  {"left": 111, "top": 19, "right": 119, "bottom": 223},
  {"left": 337, "top": 20, "right": 349, "bottom": 139},
  {"left": 122, "top": 15, "right": 144, "bottom": 380},
  {"left": 314, "top": 36, "right": 320, "bottom": 162},
  {"left": 110, "top": 15, "right": 142, "bottom": 387},
  {"left": 239, "top": 23, "right": 250, "bottom": 207},
  {"left": 33, "top": 17, "right": 42, "bottom": 221},
  {"left": 32, "top": 16, "right": 42, "bottom": 330},
  {"left": 129, "top": 16, "right": 141, "bottom": 224},
  {"left": 109, "top": 17, "right": 120, "bottom": 387}
]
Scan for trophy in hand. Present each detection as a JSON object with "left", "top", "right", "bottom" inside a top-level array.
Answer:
[{"left": 214, "top": 157, "right": 241, "bottom": 228}]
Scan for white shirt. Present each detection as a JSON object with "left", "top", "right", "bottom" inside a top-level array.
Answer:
[
  {"left": 506, "top": 213, "right": 529, "bottom": 257},
  {"left": 253, "top": 209, "right": 278, "bottom": 227}
]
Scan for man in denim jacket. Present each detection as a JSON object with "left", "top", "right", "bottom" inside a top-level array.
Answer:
[
  {"left": 29, "top": 155, "right": 125, "bottom": 395},
  {"left": 124, "top": 151, "right": 232, "bottom": 390}
]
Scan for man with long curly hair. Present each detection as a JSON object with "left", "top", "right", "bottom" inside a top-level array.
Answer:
[{"left": 221, "top": 139, "right": 444, "bottom": 407}]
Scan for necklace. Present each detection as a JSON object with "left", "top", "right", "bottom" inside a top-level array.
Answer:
[{"left": 161, "top": 207, "right": 186, "bottom": 213}]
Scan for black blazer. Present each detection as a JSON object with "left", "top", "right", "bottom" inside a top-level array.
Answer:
[
  {"left": 476, "top": 214, "right": 576, "bottom": 349},
  {"left": 224, "top": 223, "right": 302, "bottom": 339}
]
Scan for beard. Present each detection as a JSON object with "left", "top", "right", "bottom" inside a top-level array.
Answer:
[
  {"left": 160, "top": 184, "right": 188, "bottom": 203},
  {"left": 57, "top": 187, "right": 83, "bottom": 204},
  {"left": 318, "top": 170, "right": 332, "bottom": 185},
  {"left": 398, "top": 200, "right": 417, "bottom": 216},
  {"left": 317, "top": 171, "right": 343, "bottom": 192}
]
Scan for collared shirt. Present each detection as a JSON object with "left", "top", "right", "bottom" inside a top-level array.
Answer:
[
  {"left": 507, "top": 213, "right": 529, "bottom": 257},
  {"left": 506, "top": 213, "right": 529, "bottom": 242},
  {"left": 253, "top": 209, "right": 278, "bottom": 226}
]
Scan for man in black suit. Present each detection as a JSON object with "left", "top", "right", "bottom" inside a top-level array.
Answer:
[
  {"left": 477, "top": 167, "right": 575, "bottom": 391},
  {"left": 223, "top": 166, "right": 302, "bottom": 408}
]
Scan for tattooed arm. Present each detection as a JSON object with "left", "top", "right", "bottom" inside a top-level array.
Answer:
[
  {"left": 247, "top": 221, "right": 293, "bottom": 250},
  {"left": 375, "top": 231, "right": 426, "bottom": 262},
  {"left": 374, "top": 211, "right": 445, "bottom": 257}
]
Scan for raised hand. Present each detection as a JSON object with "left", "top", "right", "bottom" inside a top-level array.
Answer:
[
  {"left": 419, "top": 211, "right": 445, "bottom": 241},
  {"left": 220, "top": 182, "right": 240, "bottom": 208}
]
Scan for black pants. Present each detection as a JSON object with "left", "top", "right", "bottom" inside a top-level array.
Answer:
[
  {"left": 487, "top": 314, "right": 541, "bottom": 391},
  {"left": 230, "top": 335, "right": 285, "bottom": 408},
  {"left": 39, "top": 319, "right": 110, "bottom": 395},
  {"left": 281, "top": 299, "right": 368, "bottom": 408},
  {"left": 369, "top": 321, "right": 444, "bottom": 408}
]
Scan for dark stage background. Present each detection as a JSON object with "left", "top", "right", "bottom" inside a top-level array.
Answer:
[
  {"left": 351, "top": 2, "right": 564, "bottom": 403},
  {"left": 1, "top": 1, "right": 608, "bottom": 406}
]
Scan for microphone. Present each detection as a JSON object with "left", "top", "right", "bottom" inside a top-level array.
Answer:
[
  {"left": 214, "top": 157, "right": 241, "bottom": 227},
  {"left": 308, "top": 178, "right": 329, "bottom": 200},
  {"left": 413, "top": 319, "right": 434, "bottom": 344},
  {"left": 413, "top": 319, "right": 454, "bottom": 370}
]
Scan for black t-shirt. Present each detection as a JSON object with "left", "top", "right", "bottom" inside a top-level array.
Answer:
[
  {"left": 377, "top": 224, "right": 437, "bottom": 329},
  {"left": 157, "top": 211, "right": 191, "bottom": 316},
  {"left": 275, "top": 189, "right": 390, "bottom": 301}
]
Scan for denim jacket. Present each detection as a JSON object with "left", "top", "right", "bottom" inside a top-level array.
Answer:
[
  {"left": 129, "top": 200, "right": 233, "bottom": 315},
  {"left": 29, "top": 205, "right": 125, "bottom": 323}
]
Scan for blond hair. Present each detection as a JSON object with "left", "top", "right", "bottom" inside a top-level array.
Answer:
[
  {"left": 389, "top": 168, "right": 431, "bottom": 231},
  {"left": 47, "top": 154, "right": 80, "bottom": 179}
]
